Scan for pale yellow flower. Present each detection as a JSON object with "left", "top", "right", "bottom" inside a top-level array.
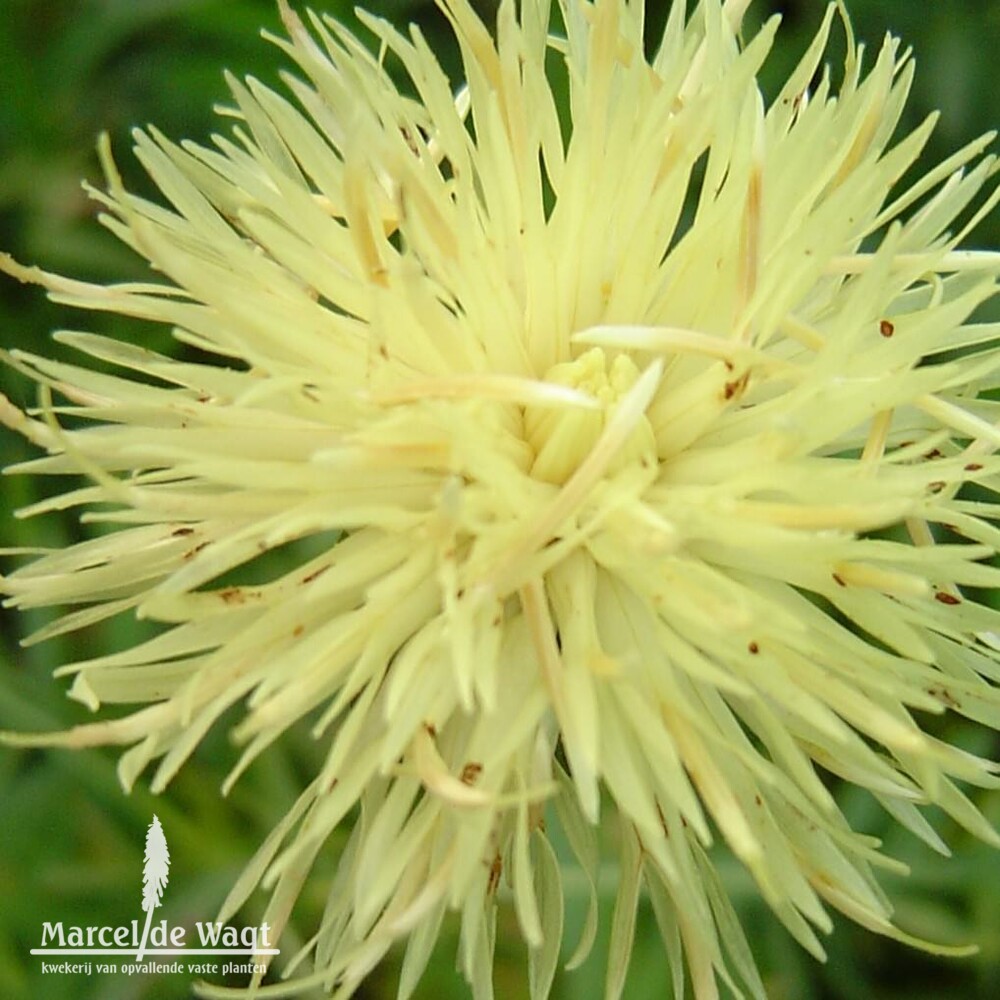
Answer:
[{"left": 4, "top": 0, "right": 1000, "bottom": 997}]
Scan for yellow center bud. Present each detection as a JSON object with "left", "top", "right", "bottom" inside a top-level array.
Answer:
[{"left": 524, "top": 347, "right": 656, "bottom": 484}]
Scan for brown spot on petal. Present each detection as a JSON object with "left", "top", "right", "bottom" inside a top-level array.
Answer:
[
  {"left": 302, "top": 565, "right": 329, "bottom": 585},
  {"left": 832, "top": 572, "right": 846, "bottom": 587},
  {"left": 928, "top": 685, "right": 961, "bottom": 709},
  {"left": 879, "top": 319, "right": 895, "bottom": 338},
  {"left": 723, "top": 371, "right": 750, "bottom": 401},
  {"left": 935, "top": 591, "right": 961, "bottom": 605},
  {"left": 655, "top": 801, "right": 670, "bottom": 838},
  {"left": 487, "top": 853, "right": 503, "bottom": 894},
  {"left": 183, "top": 541, "right": 210, "bottom": 562},
  {"left": 748, "top": 641, "right": 759, "bottom": 654},
  {"left": 460, "top": 762, "right": 483, "bottom": 785}
]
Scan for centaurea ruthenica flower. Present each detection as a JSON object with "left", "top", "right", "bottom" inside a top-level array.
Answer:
[{"left": 4, "top": 0, "right": 1000, "bottom": 996}]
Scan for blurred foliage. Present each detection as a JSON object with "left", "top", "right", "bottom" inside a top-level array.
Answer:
[{"left": 1, "top": 1, "right": 999, "bottom": 999}]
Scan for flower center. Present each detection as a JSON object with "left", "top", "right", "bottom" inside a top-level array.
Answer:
[{"left": 524, "top": 346, "right": 657, "bottom": 484}]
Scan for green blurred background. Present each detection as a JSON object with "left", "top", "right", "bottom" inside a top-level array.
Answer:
[{"left": 1, "top": 1, "right": 999, "bottom": 998}]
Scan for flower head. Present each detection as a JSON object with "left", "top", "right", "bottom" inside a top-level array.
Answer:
[{"left": 4, "top": 0, "right": 1000, "bottom": 996}]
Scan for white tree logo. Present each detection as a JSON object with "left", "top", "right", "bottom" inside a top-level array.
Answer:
[{"left": 136, "top": 814, "right": 170, "bottom": 960}]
